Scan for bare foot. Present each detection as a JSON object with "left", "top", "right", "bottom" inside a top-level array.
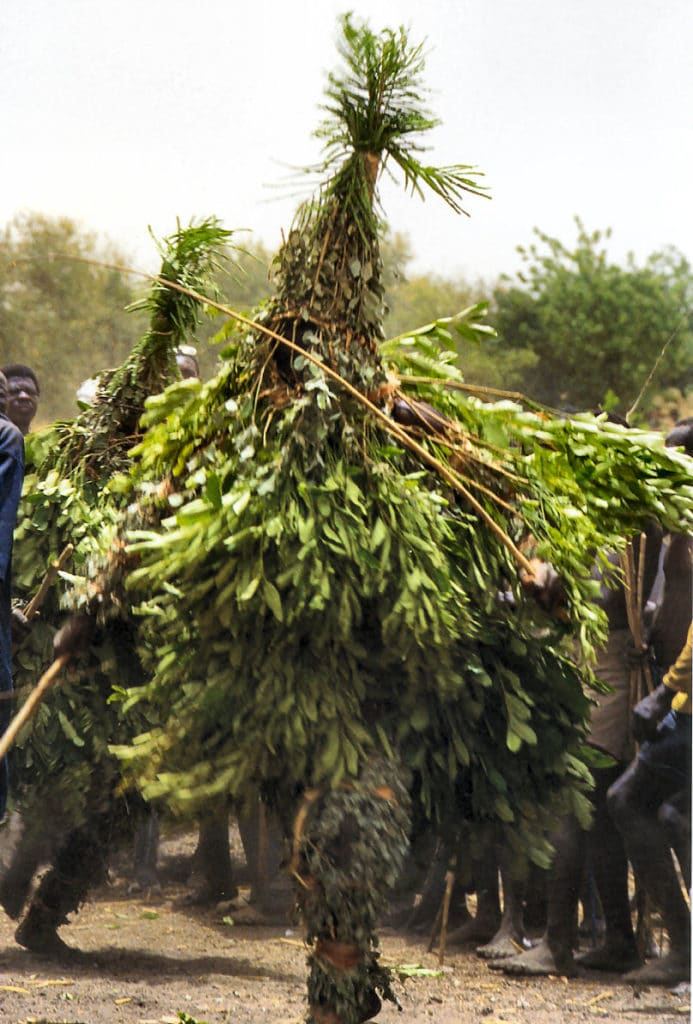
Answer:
[
  {"left": 127, "top": 868, "right": 162, "bottom": 896},
  {"left": 446, "top": 917, "right": 500, "bottom": 948},
  {"left": 477, "top": 930, "right": 532, "bottom": 960},
  {"left": 576, "top": 943, "right": 641, "bottom": 973},
  {"left": 226, "top": 904, "right": 287, "bottom": 926},
  {"left": 487, "top": 938, "right": 576, "bottom": 977},
  {"left": 624, "top": 953, "right": 691, "bottom": 986}
]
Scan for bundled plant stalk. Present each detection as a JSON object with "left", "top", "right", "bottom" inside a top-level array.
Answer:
[{"left": 106, "top": 18, "right": 693, "bottom": 1024}]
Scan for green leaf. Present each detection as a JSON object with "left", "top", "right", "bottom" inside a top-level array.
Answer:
[
  {"left": 263, "top": 580, "right": 283, "bottom": 622},
  {"left": 239, "top": 577, "right": 260, "bottom": 602}
]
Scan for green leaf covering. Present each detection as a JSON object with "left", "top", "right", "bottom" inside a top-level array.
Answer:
[
  {"left": 102, "top": 17, "right": 693, "bottom": 866},
  {"left": 12, "top": 17, "right": 693, "bottom": 1024},
  {"left": 10, "top": 220, "right": 232, "bottom": 830}
]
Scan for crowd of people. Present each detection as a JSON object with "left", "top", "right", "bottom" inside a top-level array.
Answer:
[{"left": 0, "top": 356, "right": 689, "bottom": 990}]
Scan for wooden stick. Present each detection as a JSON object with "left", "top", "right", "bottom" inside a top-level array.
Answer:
[
  {"left": 426, "top": 900, "right": 444, "bottom": 954},
  {"left": 437, "top": 868, "right": 456, "bottom": 966},
  {"left": 257, "top": 800, "right": 269, "bottom": 897},
  {"left": 22, "top": 544, "right": 74, "bottom": 622},
  {"left": 622, "top": 534, "right": 650, "bottom": 715},
  {"left": 0, "top": 655, "right": 70, "bottom": 760},
  {"left": 637, "top": 532, "right": 653, "bottom": 694},
  {"left": 622, "top": 535, "right": 655, "bottom": 950}
]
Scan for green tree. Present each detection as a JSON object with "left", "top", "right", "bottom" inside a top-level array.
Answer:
[
  {"left": 491, "top": 219, "right": 693, "bottom": 417},
  {"left": 0, "top": 212, "right": 146, "bottom": 423},
  {"left": 384, "top": 261, "right": 477, "bottom": 339},
  {"left": 382, "top": 235, "right": 537, "bottom": 393},
  {"left": 194, "top": 238, "right": 274, "bottom": 378}
]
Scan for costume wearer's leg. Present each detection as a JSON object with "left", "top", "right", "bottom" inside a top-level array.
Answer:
[
  {"left": 385, "top": 827, "right": 436, "bottom": 925},
  {"left": 15, "top": 819, "right": 110, "bottom": 954},
  {"left": 300, "top": 758, "right": 411, "bottom": 1024},
  {"left": 181, "top": 802, "right": 236, "bottom": 905},
  {"left": 522, "top": 862, "right": 548, "bottom": 932},
  {"left": 237, "top": 803, "right": 294, "bottom": 916},
  {"left": 608, "top": 746, "right": 691, "bottom": 984},
  {"left": 0, "top": 805, "right": 71, "bottom": 920},
  {"left": 397, "top": 838, "right": 448, "bottom": 930},
  {"left": 577, "top": 764, "right": 640, "bottom": 971},
  {"left": 0, "top": 820, "right": 51, "bottom": 919}
]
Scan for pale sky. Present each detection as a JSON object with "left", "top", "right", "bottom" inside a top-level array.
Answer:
[{"left": 1, "top": 0, "right": 692, "bottom": 284}]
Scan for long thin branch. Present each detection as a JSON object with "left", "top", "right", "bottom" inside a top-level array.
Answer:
[
  {"left": 398, "top": 375, "right": 542, "bottom": 406},
  {"left": 626, "top": 311, "right": 688, "bottom": 422},
  {"left": 0, "top": 656, "right": 71, "bottom": 760}
]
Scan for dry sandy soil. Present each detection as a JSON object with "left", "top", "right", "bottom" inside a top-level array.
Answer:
[{"left": 0, "top": 829, "right": 688, "bottom": 1024}]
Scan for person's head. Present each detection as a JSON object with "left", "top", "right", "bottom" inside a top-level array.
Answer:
[
  {"left": 591, "top": 406, "right": 630, "bottom": 428},
  {"left": 0, "top": 363, "right": 40, "bottom": 435},
  {"left": 665, "top": 417, "right": 693, "bottom": 458},
  {"left": 175, "top": 346, "right": 199, "bottom": 381},
  {"left": 0, "top": 371, "right": 7, "bottom": 417}
]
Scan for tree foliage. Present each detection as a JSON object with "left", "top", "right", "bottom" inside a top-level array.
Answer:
[
  {"left": 0, "top": 212, "right": 146, "bottom": 423},
  {"left": 381, "top": 234, "right": 536, "bottom": 393},
  {"left": 194, "top": 238, "right": 274, "bottom": 378},
  {"left": 492, "top": 219, "right": 693, "bottom": 417}
]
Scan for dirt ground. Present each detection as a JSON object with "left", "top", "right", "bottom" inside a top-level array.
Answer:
[{"left": 0, "top": 828, "right": 689, "bottom": 1024}]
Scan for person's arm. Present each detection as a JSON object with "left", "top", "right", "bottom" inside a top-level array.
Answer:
[
  {"left": 519, "top": 557, "right": 568, "bottom": 619},
  {"left": 633, "top": 621, "right": 692, "bottom": 742},
  {"left": 662, "top": 621, "right": 692, "bottom": 701},
  {"left": 0, "top": 421, "right": 24, "bottom": 582}
]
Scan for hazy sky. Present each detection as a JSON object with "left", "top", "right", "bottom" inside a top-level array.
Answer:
[{"left": 2, "top": 0, "right": 692, "bottom": 283}]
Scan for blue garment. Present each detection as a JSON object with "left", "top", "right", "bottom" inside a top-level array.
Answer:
[
  {"left": 0, "top": 413, "right": 25, "bottom": 818},
  {"left": 637, "top": 709, "right": 692, "bottom": 788}
]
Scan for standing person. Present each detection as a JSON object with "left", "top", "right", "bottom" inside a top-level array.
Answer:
[
  {"left": 605, "top": 419, "right": 693, "bottom": 987},
  {"left": 607, "top": 623, "right": 691, "bottom": 985},
  {"left": 0, "top": 365, "right": 40, "bottom": 436},
  {"left": 649, "top": 418, "right": 693, "bottom": 677},
  {"left": 493, "top": 528, "right": 661, "bottom": 978},
  {"left": 0, "top": 371, "right": 25, "bottom": 820}
]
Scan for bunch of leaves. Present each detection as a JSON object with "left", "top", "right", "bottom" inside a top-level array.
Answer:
[
  {"left": 49, "top": 218, "right": 233, "bottom": 482},
  {"left": 259, "top": 12, "right": 487, "bottom": 401},
  {"left": 113, "top": 301, "right": 693, "bottom": 859},
  {"left": 315, "top": 15, "right": 487, "bottom": 217},
  {"left": 109, "top": 18, "right": 693, "bottom": 873},
  {"left": 9, "top": 220, "right": 231, "bottom": 823}
]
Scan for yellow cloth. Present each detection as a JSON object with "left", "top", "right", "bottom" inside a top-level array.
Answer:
[{"left": 663, "top": 621, "right": 692, "bottom": 714}]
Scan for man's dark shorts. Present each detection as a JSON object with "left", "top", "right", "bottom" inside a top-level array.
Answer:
[{"left": 637, "top": 710, "right": 692, "bottom": 787}]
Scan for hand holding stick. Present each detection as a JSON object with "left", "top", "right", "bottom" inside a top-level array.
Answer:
[{"left": 0, "top": 654, "right": 71, "bottom": 761}]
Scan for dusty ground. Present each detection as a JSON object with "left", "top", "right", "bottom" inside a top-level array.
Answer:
[{"left": 0, "top": 829, "right": 689, "bottom": 1024}]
